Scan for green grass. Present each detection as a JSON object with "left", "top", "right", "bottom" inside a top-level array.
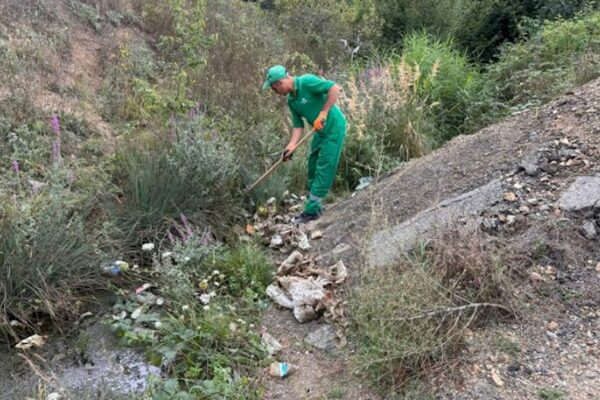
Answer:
[{"left": 537, "top": 387, "right": 565, "bottom": 400}]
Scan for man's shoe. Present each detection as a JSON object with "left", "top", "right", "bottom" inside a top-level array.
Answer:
[{"left": 292, "top": 212, "right": 321, "bottom": 225}]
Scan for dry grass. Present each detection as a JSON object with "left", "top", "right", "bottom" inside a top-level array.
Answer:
[{"left": 349, "top": 226, "right": 535, "bottom": 394}]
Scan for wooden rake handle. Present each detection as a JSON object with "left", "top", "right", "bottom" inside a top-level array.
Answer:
[{"left": 244, "top": 128, "right": 317, "bottom": 194}]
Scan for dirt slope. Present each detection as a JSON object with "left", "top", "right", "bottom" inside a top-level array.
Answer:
[
  {"left": 262, "top": 77, "right": 600, "bottom": 399},
  {"left": 314, "top": 78, "right": 600, "bottom": 270}
]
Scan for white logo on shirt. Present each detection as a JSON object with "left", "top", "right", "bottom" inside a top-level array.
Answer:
[{"left": 300, "top": 98, "right": 308, "bottom": 104}]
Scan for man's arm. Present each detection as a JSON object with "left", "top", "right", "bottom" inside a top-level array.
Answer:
[
  {"left": 314, "top": 84, "right": 342, "bottom": 130},
  {"left": 283, "top": 127, "right": 304, "bottom": 161},
  {"left": 321, "top": 84, "right": 342, "bottom": 114}
]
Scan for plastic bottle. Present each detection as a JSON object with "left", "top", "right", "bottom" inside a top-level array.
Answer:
[
  {"left": 268, "top": 362, "right": 294, "bottom": 378},
  {"left": 102, "top": 261, "right": 129, "bottom": 276}
]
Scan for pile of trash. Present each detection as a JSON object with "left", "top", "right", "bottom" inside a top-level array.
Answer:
[
  {"left": 244, "top": 194, "right": 350, "bottom": 347},
  {"left": 266, "top": 251, "right": 347, "bottom": 324},
  {"left": 244, "top": 195, "right": 322, "bottom": 252}
]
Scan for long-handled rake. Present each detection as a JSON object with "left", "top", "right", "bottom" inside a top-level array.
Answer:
[{"left": 244, "top": 128, "right": 316, "bottom": 193}]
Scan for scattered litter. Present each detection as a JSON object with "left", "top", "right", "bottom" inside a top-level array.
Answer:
[
  {"left": 142, "top": 243, "right": 155, "bottom": 251},
  {"left": 355, "top": 176, "right": 373, "bottom": 191},
  {"left": 328, "top": 260, "right": 348, "bottom": 285},
  {"left": 297, "top": 232, "right": 311, "bottom": 250},
  {"left": 199, "top": 291, "right": 216, "bottom": 305},
  {"left": 79, "top": 311, "right": 93, "bottom": 320},
  {"left": 491, "top": 368, "right": 504, "bottom": 387},
  {"left": 310, "top": 230, "right": 323, "bottom": 240},
  {"left": 135, "top": 283, "right": 153, "bottom": 295},
  {"left": 131, "top": 307, "right": 143, "bottom": 319},
  {"left": 102, "top": 260, "right": 129, "bottom": 276},
  {"left": 503, "top": 192, "right": 518, "bottom": 202},
  {"left": 277, "top": 251, "right": 305, "bottom": 275},
  {"left": 15, "top": 334, "right": 46, "bottom": 350},
  {"left": 251, "top": 191, "right": 349, "bottom": 341},
  {"left": 261, "top": 331, "right": 283, "bottom": 356},
  {"left": 268, "top": 362, "right": 294, "bottom": 378},
  {"left": 266, "top": 284, "right": 294, "bottom": 309},
  {"left": 270, "top": 234, "right": 284, "bottom": 248}
]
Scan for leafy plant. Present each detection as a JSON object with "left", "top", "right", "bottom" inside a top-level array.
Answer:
[{"left": 110, "top": 240, "right": 271, "bottom": 399}]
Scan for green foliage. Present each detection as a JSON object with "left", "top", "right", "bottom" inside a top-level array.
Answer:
[
  {"left": 401, "top": 32, "right": 483, "bottom": 141},
  {"left": 202, "top": 245, "right": 274, "bottom": 297},
  {"left": 486, "top": 11, "right": 600, "bottom": 108},
  {"left": 269, "top": 0, "right": 381, "bottom": 68},
  {"left": 192, "top": 0, "right": 288, "bottom": 122},
  {"left": 157, "top": 0, "right": 211, "bottom": 68},
  {"left": 69, "top": 0, "right": 104, "bottom": 32},
  {"left": 0, "top": 189, "right": 104, "bottom": 340},
  {"left": 337, "top": 34, "right": 481, "bottom": 189},
  {"left": 110, "top": 240, "right": 271, "bottom": 399},
  {"left": 113, "top": 117, "right": 242, "bottom": 243},
  {"left": 537, "top": 387, "right": 565, "bottom": 400},
  {"left": 374, "top": 0, "right": 598, "bottom": 61}
]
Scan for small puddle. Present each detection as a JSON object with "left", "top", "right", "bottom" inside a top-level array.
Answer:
[{"left": 0, "top": 320, "right": 161, "bottom": 399}]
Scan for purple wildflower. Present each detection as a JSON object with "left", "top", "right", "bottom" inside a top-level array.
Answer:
[
  {"left": 51, "top": 115, "right": 60, "bottom": 136},
  {"left": 11, "top": 159, "right": 19, "bottom": 174},
  {"left": 180, "top": 213, "right": 193, "bottom": 238}
]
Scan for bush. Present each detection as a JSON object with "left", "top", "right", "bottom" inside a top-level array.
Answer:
[
  {"left": 270, "top": 0, "right": 381, "bottom": 68},
  {"left": 350, "top": 229, "right": 528, "bottom": 395},
  {"left": 374, "top": 0, "right": 598, "bottom": 62},
  {"left": 113, "top": 117, "right": 242, "bottom": 244},
  {"left": 486, "top": 11, "right": 600, "bottom": 108},
  {"left": 338, "top": 34, "right": 481, "bottom": 189}
]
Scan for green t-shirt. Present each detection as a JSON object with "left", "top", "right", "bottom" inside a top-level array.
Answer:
[{"left": 287, "top": 74, "right": 346, "bottom": 133}]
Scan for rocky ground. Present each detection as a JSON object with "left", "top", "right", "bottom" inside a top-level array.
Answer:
[{"left": 258, "top": 78, "right": 600, "bottom": 399}]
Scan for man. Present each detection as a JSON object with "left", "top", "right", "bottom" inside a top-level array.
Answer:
[{"left": 263, "top": 65, "right": 347, "bottom": 224}]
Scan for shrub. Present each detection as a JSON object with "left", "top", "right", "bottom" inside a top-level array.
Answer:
[
  {"left": 350, "top": 229, "right": 529, "bottom": 395},
  {"left": 338, "top": 34, "right": 481, "bottom": 189},
  {"left": 113, "top": 117, "right": 242, "bottom": 244},
  {"left": 401, "top": 32, "right": 483, "bottom": 141},
  {"left": 270, "top": 0, "right": 382, "bottom": 68},
  {"left": 485, "top": 11, "right": 600, "bottom": 108},
  {"left": 341, "top": 61, "right": 433, "bottom": 189}
]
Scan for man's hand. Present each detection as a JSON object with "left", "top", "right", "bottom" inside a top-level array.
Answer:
[
  {"left": 313, "top": 111, "right": 328, "bottom": 131},
  {"left": 282, "top": 145, "right": 295, "bottom": 162}
]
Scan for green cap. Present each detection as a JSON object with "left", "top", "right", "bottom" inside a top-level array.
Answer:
[{"left": 262, "top": 65, "right": 287, "bottom": 90}]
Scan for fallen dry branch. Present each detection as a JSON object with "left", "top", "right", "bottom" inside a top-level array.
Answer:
[{"left": 393, "top": 302, "right": 513, "bottom": 322}]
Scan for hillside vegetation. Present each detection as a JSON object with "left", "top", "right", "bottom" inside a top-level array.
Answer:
[{"left": 0, "top": 0, "right": 599, "bottom": 398}]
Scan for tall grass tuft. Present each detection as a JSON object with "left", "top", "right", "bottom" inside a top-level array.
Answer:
[
  {"left": 0, "top": 192, "right": 103, "bottom": 341},
  {"left": 113, "top": 117, "right": 242, "bottom": 245}
]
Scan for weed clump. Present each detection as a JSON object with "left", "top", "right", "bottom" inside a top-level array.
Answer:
[{"left": 350, "top": 228, "right": 532, "bottom": 394}]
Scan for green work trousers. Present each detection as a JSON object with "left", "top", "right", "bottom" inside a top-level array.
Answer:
[{"left": 304, "top": 123, "right": 346, "bottom": 215}]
